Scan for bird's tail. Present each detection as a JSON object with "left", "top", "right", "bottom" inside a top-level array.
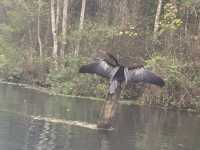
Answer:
[{"left": 109, "top": 80, "right": 119, "bottom": 94}]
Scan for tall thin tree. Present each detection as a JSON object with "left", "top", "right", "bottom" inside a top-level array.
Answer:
[
  {"left": 154, "top": 0, "right": 163, "bottom": 40},
  {"left": 79, "top": 0, "right": 86, "bottom": 30},
  {"left": 75, "top": 0, "right": 87, "bottom": 56},
  {"left": 56, "top": 0, "right": 60, "bottom": 32},
  {"left": 51, "top": 0, "right": 58, "bottom": 69},
  {"left": 37, "top": 0, "right": 43, "bottom": 60},
  {"left": 60, "top": 0, "right": 69, "bottom": 60}
]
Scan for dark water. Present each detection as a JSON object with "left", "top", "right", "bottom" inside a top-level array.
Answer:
[{"left": 0, "top": 84, "right": 199, "bottom": 150}]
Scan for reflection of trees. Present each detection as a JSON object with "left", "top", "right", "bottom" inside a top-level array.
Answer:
[
  {"left": 99, "top": 133, "right": 111, "bottom": 150},
  {"left": 63, "top": 126, "right": 72, "bottom": 150},
  {"left": 132, "top": 107, "right": 200, "bottom": 150},
  {"left": 137, "top": 108, "right": 165, "bottom": 150},
  {"left": 38, "top": 121, "right": 56, "bottom": 150},
  {"left": 97, "top": 105, "right": 137, "bottom": 150},
  {"left": 97, "top": 105, "right": 200, "bottom": 150},
  {"left": 67, "top": 99, "right": 100, "bottom": 123}
]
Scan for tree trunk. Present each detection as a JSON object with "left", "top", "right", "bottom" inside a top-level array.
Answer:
[
  {"left": 28, "top": 29, "right": 34, "bottom": 66},
  {"left": 37, "top": 0, "right": 43, "bottom": 60},
  {"left": 56, "top": 0, "right": 60, "bottom": 32},
  {"left": 60, "top": 0, "right": 69, "bottom": 60},
  {"left": 97, "top": 85, "right": 122, "bottom": 129},
  {"left": 120, "top": 0, "right": 129, "bottom": 27},
  {"left": 74, "top": 0, "right": 87, "bottom": 56},
  {"left": 185, "top": 8, "right": 189, "bottom": 38},
  {"left": 44, "top": 15, "right": 50, "bottom": 48},
  {"left": 153, "top": 0, "right": 163, "bottom": 40},
  {"left": 51, "top": 0, "right": 58, "bottom": 69},
  {"left": 79, "top": 0, "right": 86, "bottom": 30}
]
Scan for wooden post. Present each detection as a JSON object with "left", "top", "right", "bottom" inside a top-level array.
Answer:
[{"left": 97, "top": 85, "right": 122, "bottom": 129}]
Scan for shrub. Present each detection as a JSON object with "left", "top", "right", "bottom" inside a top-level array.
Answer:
[
  {"left": 46, "top": 55, "right": 107, "bottom": 97},
  {"left": 143, "top": 53, "right": 199, "bottom": 110}
]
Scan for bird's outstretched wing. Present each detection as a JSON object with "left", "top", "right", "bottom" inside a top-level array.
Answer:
[
  {"left": 79, "top": 60, "right": 116, "bottom": 79},
  {"left": 126, "top": 67, "right": 165, "bottom": 87},
  {"left": 106, "top": 52, "right": 119, "bottom": 66}
]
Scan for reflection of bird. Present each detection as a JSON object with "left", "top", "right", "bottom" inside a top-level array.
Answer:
[{"left": 79, "top": 53, "right": 165, "bottom": 94}]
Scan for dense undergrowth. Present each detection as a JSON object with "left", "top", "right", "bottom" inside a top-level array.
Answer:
[{"left": 143, "top": 54, "right": 200, "bottom": 111}]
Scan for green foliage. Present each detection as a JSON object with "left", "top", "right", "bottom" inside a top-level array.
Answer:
[
  {"left": 66, "top": 21, "right": 138, "bottom": 55},
  {"left": 117, "top": 24, "right": 138, "bottom": 38},
  {"left": 0, "top": 23, "right": 15, "bottom": 39},
  {"left": 0, "top": 0, "right": 36, "bottom": 80},
  {"left": 180, "top": 0, "right": 196, "bottom": 6},
  {"left": 145, "top": 53, "right": 199, "bottom": 109},
  {"left": 159, "top": 3, "right": 183, "bottom": 34},
  {"left": 0, "top": 35, "right": 23, "bottom": 79},
  {"left": 146, "top": 54, "right": 182, "bottom": 86},
  {"left": 0, "top": 0, "right": 32, "bottom": 34},
  {"left": 46, "top": 55, "right": 107, "bottom": 97},
  {"left": 67, "top": 21, "right": 119, "bottom": 44}
]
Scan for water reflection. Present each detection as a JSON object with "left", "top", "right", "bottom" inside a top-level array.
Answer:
[{"left": 0, "top": 84, "right": 199, "bottom": 150}]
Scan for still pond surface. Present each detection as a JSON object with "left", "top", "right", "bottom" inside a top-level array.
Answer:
[{"left": 0, "top": 84, "right": 199, "bottom": 150}]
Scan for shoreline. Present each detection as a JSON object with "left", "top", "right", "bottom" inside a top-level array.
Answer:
[
  {"left": 0, "top": 79, "right": 136, "bottom": 105},
  {"left": 0, "top": 79, "right": 198, "bottom": 113}
]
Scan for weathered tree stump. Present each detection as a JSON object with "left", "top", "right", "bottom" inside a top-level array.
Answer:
[{"left": 97, "top": 85, "right": 122, "bottom": 129}]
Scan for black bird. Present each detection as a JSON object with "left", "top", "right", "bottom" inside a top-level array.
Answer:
[{"left": 79, "top": 53, "right": 165, "bottom": 94}]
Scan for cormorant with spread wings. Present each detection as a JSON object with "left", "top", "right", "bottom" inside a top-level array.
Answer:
[{"left": 79, "top": 53, "right": 165, "bottom": 94}]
